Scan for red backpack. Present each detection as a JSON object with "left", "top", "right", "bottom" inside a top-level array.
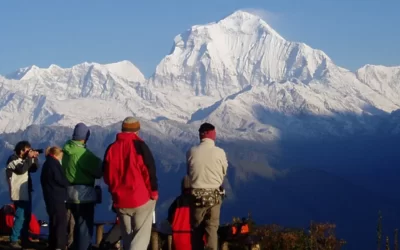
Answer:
[{"left": 171, "top": 203, "right": 192, "bottom": 250}]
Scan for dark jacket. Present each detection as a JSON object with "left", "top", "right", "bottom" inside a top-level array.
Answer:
[
  {"left": 41, "top": 156, "right": 70, "bottom": 204},
  {"left": 168, "top": 191, "right": 192, "bottom": 250},
  {"left": 6, "top": 154, "right": 39, "bottom": 201},
  {"left": 103, "top": 132, "right": 158, "bottom": 208}
]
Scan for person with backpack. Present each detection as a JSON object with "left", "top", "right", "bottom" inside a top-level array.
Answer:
[
  {"left": 167, "top": 176, "right": 192, "bottom": 250},
  {"left": 5, "top": 141, "right": 40, "bottom": 249},
  {"left": 41, "top": 146, "right": 70, "bottom": 250},
  {"left": 187, "top": 123, "right": 228, "bottom": 250},
  {"left": 62, "top": 123, "right": 102, "bottom": 250},
  {"left": 103, "top": 117, "right": 158, "bottom": 250}
]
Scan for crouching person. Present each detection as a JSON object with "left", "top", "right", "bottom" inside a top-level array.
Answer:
[
  {"left": 103, "top": 117, "right": 158, "bottom": 250},
  {"left": 41, "top": 146, "right": 69, "bottom": 250},
  {"left": 168, "top": 176, "right": 192, "bottom": 250},
  {"left": 187, "top": 123, "right": 228, "bottom": 250}
]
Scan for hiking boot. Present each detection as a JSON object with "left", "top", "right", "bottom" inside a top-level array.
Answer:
[{"left": 9, "top": 242, "right": 22, "bottom": 249}]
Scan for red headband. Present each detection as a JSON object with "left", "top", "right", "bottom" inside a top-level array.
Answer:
[{"left": 200, "top": 129, "right": 216, "bottom": 141}]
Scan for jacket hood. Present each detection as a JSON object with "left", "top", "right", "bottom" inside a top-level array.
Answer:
[
  {"left": 63, "top": 140, "right": 85, "bottom": 156},
  {"left": 116, "top": 132, "right": 143, "bottom": 141}
]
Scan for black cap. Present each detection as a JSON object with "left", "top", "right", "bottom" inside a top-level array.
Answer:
[{"left": 199, "top": 122, "right": 215, "bottom": 133}]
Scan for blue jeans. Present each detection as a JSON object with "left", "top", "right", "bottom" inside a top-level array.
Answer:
[
  {"left": 11, "top": 200, "right": 31, "bottom": 243},
  {"left": 69, "top": 203, "right": 95, "bottom": 250}
]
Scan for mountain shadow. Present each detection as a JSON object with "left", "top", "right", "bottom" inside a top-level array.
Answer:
[{"left": 0, "top": 110, "right": 400, "bottom": 249}]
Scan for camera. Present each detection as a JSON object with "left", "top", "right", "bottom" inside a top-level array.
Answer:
[{"left": 32, "top": 149, "right": 44, "bottom": 154}]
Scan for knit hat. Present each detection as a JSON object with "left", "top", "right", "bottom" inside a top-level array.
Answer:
[
  {"left": 122, "top": 117, "right": 140, "bottom": 132},
  {"left": 199, "top": 122, "right": 216, "bottom": 141},
  {"left": 72, "top": 123, "right": 90, "bottom": 141}
]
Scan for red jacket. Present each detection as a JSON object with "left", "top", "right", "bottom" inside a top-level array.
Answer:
[{"left": 103, "top": 132, "right": 158, "bottom": 208}]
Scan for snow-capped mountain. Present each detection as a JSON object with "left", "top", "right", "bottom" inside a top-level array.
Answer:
[
  {"left": 6, "top": 60, "right": 145, "bottom": 83},
  {"left": 148, "top": 11, "right": 400, "bottom": 136},
  {"left": 356, "top": 64, "right": 400, "bottom": 104},
  {"left": 150, "top": 10, "right": 335, "bottom": 94},
  {"left": 0, "top": 61, "right": 177, "bottom": 132},
  {"left": 0, "top": 10, "right": 399, "bottom": 137},
  {"left": 1, "top": 10, "right": 400, "bottom": 249}
]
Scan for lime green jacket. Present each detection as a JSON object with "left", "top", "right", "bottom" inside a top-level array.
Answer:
[{"left": 62, "top": 140, "right": 102, "bottom": 186}]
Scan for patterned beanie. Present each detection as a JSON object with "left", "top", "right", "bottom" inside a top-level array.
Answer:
[{"left": 121, "top": 117, "right": 140, "bottom": 132}]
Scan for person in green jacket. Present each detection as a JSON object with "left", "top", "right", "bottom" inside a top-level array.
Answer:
[{"left": 62, "top": 123, "right": 102, "bottom": 250}]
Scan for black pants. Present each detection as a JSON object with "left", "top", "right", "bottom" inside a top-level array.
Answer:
[
  {"left": 46, "top": 202, "right": 67, "bottom": 250},
  {"left": 99, "top": 223, "right": 121, "bottom": 250},
  {"left": 68, "top": 203, "right": 95, "bottom": 250}
]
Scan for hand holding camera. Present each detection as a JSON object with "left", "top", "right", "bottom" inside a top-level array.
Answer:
[
  {"left": 28, "top": 149, "right": 43, "bottom": 158},
  {"left": 28, "top": 150, "right": 37, "bottom": 158}
]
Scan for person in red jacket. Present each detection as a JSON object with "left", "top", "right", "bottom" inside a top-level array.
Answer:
[
  {"left": 103, "top": 117, "right": 158, "bottom": 250},
  {"left": 168, "top": 176, "right": 192, "bottom": 250}
]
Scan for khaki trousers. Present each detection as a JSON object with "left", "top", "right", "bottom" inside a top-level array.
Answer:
[
  {"left": 66, "top": 207, "right": 75, "bottom": 248},
  {"left": 192, "top": 203, "right": 221, "bottom": 250},
  {"left": 116, "top": 200, "right": 156, "bottom": 250}
]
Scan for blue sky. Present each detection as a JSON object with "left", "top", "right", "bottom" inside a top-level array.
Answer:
[{"left": 0, "top": 0, "right": 399, "bottom": 77}]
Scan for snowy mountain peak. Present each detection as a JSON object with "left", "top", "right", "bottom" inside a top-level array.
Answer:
[
  {"left": 103, "top": 60, "right": 145, "bottom": 82},
  {"left": 48, "top": 64, "right": 61, "bottom": 69},
  {"left": 219, "top": 10, "right": 283, "bottom": 39},
  {"left": 150, "top": 9, "right": 336, "bottom": 102},
  {"left": 358, "top": 64, "right": 400, "bottom": 73},
  {"left": 6, "top": 65, "right": 40, "bottom": 80},
  {"left": 356, "top": 64, "right": 400, "bottom": 103},
  {"left": 5, "top": 60, "right": 145, "bottom": 83}
]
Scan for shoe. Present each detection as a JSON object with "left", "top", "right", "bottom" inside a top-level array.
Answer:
[{"left": 9, "top": 242, "right": 22, "bottom": 249}]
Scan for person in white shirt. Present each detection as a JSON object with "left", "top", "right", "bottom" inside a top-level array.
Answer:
[{"left": 186, "top": 123, "right": 228, "bottom": 250}]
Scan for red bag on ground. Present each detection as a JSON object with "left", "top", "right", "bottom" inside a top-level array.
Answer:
[
  {"left": 29, "top": 214, "right": 40, "bottom": 235},
  {"left": 0, "top": 204, "right": 40, "bottom": 237},
  {"left": 171, "top": 205, "right": 192, "bottom": 250}
]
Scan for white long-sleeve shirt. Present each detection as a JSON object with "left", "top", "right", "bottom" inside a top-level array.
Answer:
[{"left": 186, "top": 139, "right": 228, "bottom": 189}]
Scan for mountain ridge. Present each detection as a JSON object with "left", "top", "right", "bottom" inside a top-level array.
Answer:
[
  {"left": 0, "top": 10, "right": 399, "bottom": 136},
  {"left": 1, "top": 10, "right": 400, "bottom": 249}
]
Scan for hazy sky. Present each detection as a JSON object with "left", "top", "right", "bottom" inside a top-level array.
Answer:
[{"left": 0, "top": 0, "right": 399, "bottom": 77}]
